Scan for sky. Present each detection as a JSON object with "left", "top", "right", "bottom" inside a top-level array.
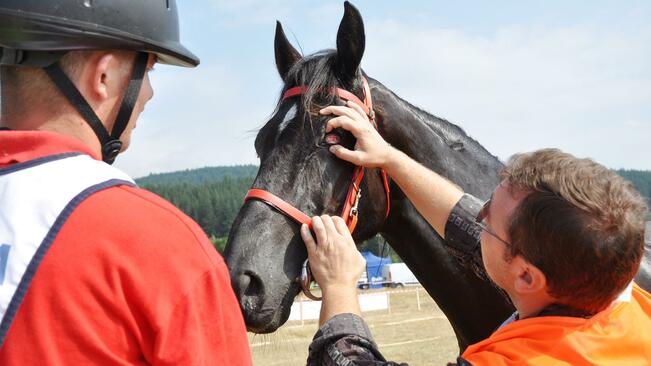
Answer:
[{"left": 115, "top": 1, "right": 651, "bottom": 178}]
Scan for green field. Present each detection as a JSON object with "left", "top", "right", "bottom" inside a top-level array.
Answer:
[{"left": 248, "top": 287, "right": 459, "bottom": 365}]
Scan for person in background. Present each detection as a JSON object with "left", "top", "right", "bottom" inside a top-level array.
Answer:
[
  {"left": 301, "top": 101, "right": 651, "bottom": 365},
  {"left": 0, "top": 1, "right": 251, "bottom": 364}
]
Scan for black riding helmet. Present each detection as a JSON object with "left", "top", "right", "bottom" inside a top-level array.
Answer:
[{"left": 0, "top": 0, "right": 199, "bottom": 163}]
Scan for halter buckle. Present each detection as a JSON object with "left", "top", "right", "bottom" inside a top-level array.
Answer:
[{"left": 349, "top": 189, "right": 362, "bottom": 219}]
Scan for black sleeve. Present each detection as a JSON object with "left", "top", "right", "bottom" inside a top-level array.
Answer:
[{"left": 443, "top": 194, "right": 489, "bottom": 280}]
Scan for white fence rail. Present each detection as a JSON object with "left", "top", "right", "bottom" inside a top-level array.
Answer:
[{"left": 289, "top": 287, "right": 426, "bottom": 323}]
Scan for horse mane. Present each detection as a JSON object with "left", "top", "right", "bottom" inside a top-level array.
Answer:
[{"left": 382, "top": 85, "right": 503, "bottom": 168}]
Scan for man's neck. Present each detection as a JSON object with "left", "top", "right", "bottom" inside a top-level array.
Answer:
[
  {"left": 510, "top": 291, "right": 555, "bottom": 319},
  {"left": 4, "top": 113, "right": 102, "bottom": 157}
]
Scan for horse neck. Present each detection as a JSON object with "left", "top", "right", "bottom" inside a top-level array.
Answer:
[
  {"left": 369, "top": 79, "right": 513, "bottom": 348},
  {"left": 372, "top": 80, "right": 502, "bottom": 198}
]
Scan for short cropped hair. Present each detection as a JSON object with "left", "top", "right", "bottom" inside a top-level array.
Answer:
[
  {"left": 1, "top": 51, "right": 92, "bottom": 120},
  {"left": 501, "top": 148, "right": 647, "bottom": 313}
]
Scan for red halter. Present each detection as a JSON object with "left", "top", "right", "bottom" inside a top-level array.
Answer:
[{"left": 244, "top": 77, "right": 391, "bottom": 233}]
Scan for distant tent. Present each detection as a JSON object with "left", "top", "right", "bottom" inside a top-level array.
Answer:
[{"left": 361, "top": 251, "right": 392, "bottom": 288}]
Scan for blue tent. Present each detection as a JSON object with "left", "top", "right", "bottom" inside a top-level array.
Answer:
[{"left": 361, "top": 251, "right": 392, "bottom": 288}]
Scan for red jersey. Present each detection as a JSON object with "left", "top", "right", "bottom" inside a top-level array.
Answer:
[{"left": 0, "top": 130, "right": 252, "bottom": 365}]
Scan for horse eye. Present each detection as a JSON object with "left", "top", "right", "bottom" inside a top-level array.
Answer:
[{"left": 324, "top": 133, "right": 341, "bottom": 145}]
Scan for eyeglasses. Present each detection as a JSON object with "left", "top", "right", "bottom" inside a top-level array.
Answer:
[{"left": 475, "top": 198, "right": 511, "bottom": 247}]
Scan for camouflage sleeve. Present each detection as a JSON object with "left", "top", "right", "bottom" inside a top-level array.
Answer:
[
  {"left": 306, "top": 314, "right": 474, "bottom": 365},
  {"left": 307, "top": 313, "right": 408, "bottom": 366},
  {"left": 443, "top": 194, "right": 488, "bottom": 280}
]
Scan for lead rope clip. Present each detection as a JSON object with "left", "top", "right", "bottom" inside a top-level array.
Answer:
[
  {"left": 300, "top": 259, "right": 322, "bottom": 301},
  {"left": 350, "top": 189, "right": 362, "bottom": 218}
]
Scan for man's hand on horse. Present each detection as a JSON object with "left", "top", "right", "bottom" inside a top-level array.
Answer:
[
  {"left": 300, "top": 215, "right": 365, "bottom": 295},
  {"left": 320, "top": 101, "right": 393, "bottom": 168}
]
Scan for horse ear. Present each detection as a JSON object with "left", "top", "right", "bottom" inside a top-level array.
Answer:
[
  {"left": 275, "top": 21, "right": 301, "bottom": 80},
  {"left": 335, "top": 1, "right": 366, "bottom": 82}
]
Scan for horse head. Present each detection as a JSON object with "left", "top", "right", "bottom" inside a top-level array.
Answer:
[{"left": 224, "top": 2, "right": 388, "bottom": 333}]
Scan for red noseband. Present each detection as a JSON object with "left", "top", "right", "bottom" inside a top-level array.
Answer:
[{"left": 245, "top": 77, "right": 391, "bottom": 233}]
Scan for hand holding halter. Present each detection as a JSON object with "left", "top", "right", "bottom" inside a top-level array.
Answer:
[{"left": 299, "top": 216, "right": 366, "bottom": 302}]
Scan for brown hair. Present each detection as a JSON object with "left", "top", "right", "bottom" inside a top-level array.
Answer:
[{"left": 501, "top": 148, "right": 647, "bottom": 313}]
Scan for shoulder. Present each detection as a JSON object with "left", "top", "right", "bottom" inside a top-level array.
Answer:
[
  {"left": 59, "top": 184, "right": 224, "bottom": 275},
  {"left": 50, "top": 183, "right": 235, "bottom": 318},
  {"left": 51, "top": 185, "right": 230, "bottom": 295}
]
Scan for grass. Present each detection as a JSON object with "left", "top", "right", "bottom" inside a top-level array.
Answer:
[{"left": 248, "top": 287, "right": 459, "bottom": 365}]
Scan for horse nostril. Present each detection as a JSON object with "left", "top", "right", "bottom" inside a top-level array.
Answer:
[
  {"left": 235, "top": 272, "right": 265, "bottom": 311},
  {"left": 236, "top": 273, "right": 250, "bottom": 294}
]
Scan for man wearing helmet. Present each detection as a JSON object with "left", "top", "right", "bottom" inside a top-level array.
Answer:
[{"left": 0, "top": 1, "right": 251, "bottom": 364}]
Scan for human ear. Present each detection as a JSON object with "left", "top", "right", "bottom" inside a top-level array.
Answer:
[
  {"left": 83, "top": 52, "right": 116, "bottom": 101},
  {"left": 513, "top": 257, "right": 547, "bottom": 294}
]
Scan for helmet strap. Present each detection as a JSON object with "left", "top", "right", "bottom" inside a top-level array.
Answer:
[{"left": 43, "top": 52, "right": 149, "bottom": 164}]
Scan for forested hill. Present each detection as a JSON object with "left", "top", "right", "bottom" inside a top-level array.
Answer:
[
  {"left": 135, "top": 166, "right": 651, "bottom": 252},
  {"left": 137, "top": 166, "right": 651, "bottom": 206},
  {"left": 136, "top": 165, "right": 258, "bottom": 186},
  {"left": 616, "top": 169, "right": 651, "bottom": 207},
  {"left": 136, "top": 165, "right": 258, "bottom": 243}
]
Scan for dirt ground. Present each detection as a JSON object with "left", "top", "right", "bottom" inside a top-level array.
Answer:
[{"left": 248, "top": 287, "right": 459, "bottom": 365}]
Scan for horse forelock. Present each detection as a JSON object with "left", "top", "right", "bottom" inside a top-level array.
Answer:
[
  {"left": 282, "top": 50, "right": 366, "bottom": 115},
  {"left": 257, "top": 49, "right": 369, "bottom": 159}
]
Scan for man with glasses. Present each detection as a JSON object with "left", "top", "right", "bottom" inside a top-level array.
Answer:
[{"left": 300, "top": 101, "right": 651, "bottom": 365}]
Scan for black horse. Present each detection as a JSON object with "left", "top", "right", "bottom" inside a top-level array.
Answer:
[
  {"left": 224, "top": 1, "right": 651, "bottom": 351},
  {"left": 224, "top": 2, "right": 512, "bottom": 350}
]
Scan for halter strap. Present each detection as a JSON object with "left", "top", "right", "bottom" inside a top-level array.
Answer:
[
  {"left": 282, "top": 79, "right": 373, "bottom": 118},
  {"left": 246, "top": 76, "right": 390, "bottom": 233},
  {"left": 246, "top": 189, "right": 312, "bottom": 229}
]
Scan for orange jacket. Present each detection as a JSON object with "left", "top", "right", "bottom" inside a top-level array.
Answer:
[{"left": 462, "top": 283, "right": 651, "bottom": 365}]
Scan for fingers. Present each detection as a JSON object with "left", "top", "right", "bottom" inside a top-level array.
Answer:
[
  {"left": 345, "top": 100, "right": 367, "bottom": 118},
  {"left": 300, "top": 224, "right": 316, "bottom": 253},
  {"left": 320, "top": 103, "right": 367, "bottom": 120},
  {"left": 319, "top": 215, "right": 337, "bottom": 251},
  {"left": 309, "top": 215, "right": 340, "bottom": 250},
  {"left": 312, "top": 216, "right": 327, "bottom": 248},
  {"left": 322, "top": 104, "right": 369, "bottom": 134},
  {"left": 329, "top": 145, "right": 362, "bottom": 165},
  {"left": 332, "top": 216, "right": 352, "bottom": 237},
  {"left": 325, "top": 115, "right": 360, "bottom": 134}
]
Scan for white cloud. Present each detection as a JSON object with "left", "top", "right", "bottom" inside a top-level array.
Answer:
[
  {"left": 363, "top": 20, "right": 651, "bottom": 168},
  {"left": 115, "top": 64, "right": 275, "bottom": 177},
  {"left": 117, "top": 6, "right": 651, "bottom": 177},
  {"left": 205, "top": 0, "right": 297, "bottom": 27}
]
